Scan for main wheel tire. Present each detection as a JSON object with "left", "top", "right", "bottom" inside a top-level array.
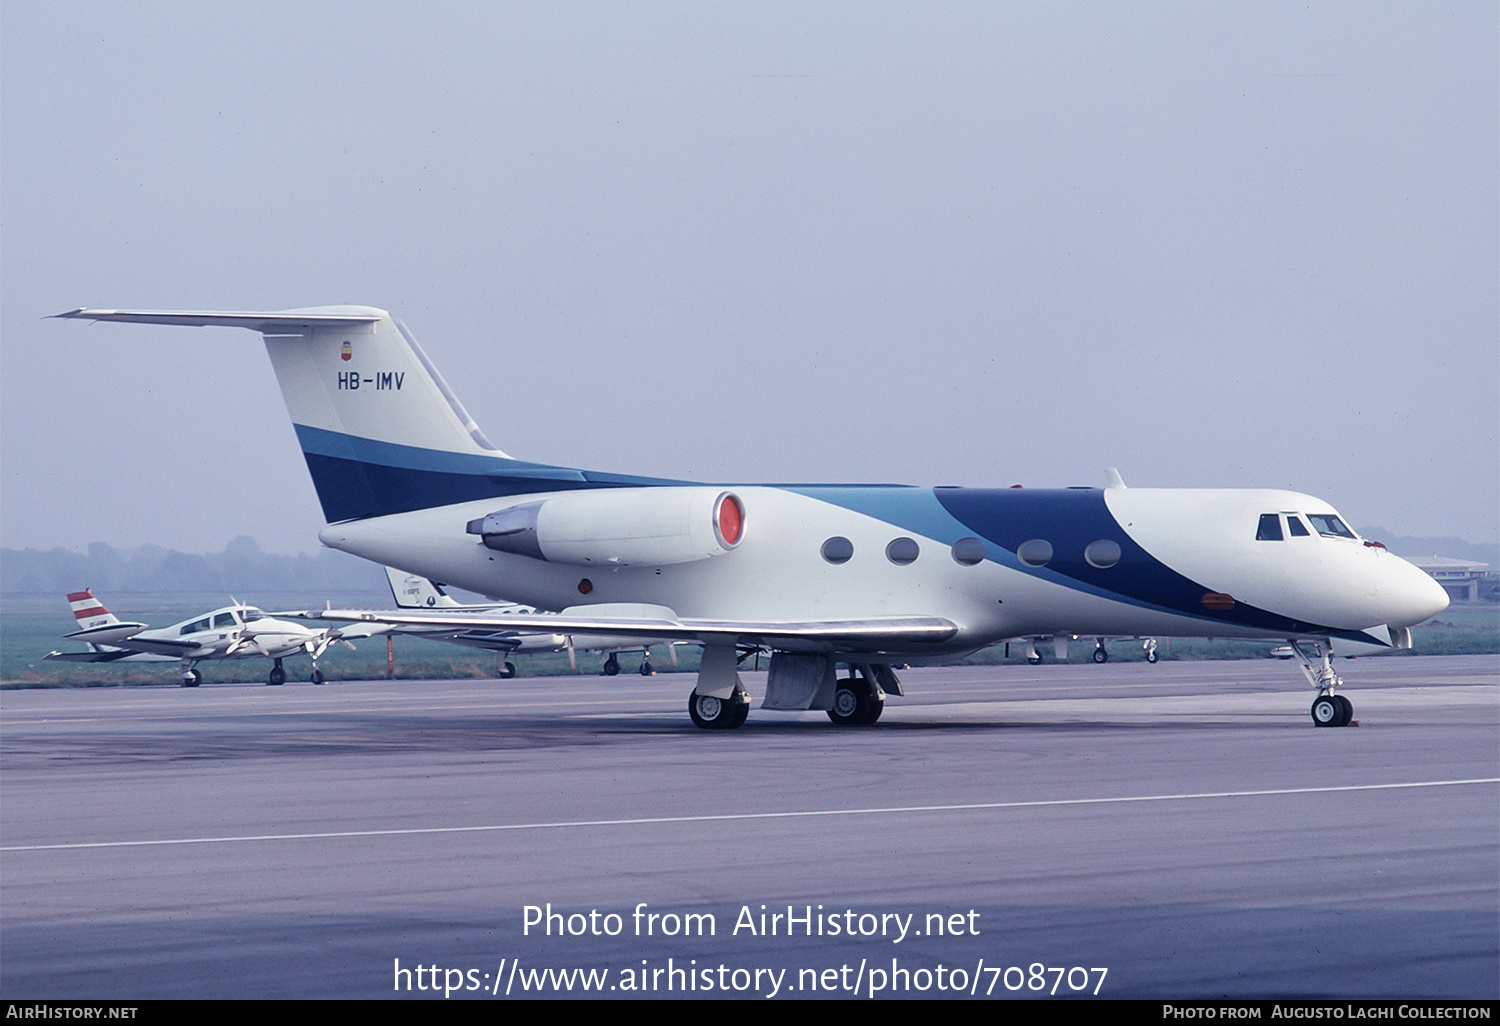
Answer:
[
  {"left": 310, "top": 668, "right": 326, "bottom": 685},
  {"left": 828, "top": 680, "right": 874, "bottom": 725},
  {"left": 1310, "top": 695, "right": 1340, "bottom": 727},
  {"left": 1026, "top": 655, "right": 1042, "bottom": 665},
  {"left": 499, "top": 661, "right": 517, "bottom": 679},
  {"left": 864, "top": 696, "right": 884, "bottom": 724},
  {"left": 689, "top": 691, "right": 746, "bottom": 729},
  {"left": 728, "top": 699, "right": 750, "bottom": 728},
  {"left": 1334, "top": 694, "right": 1353, "bottom": 727},
  {"left": 602, "top": 657, "right": 620, "bottom": 677},
  {"left": 181, "top": 669, "right": 201, "bottom": 687},
  {"left": 640, "top": 660, "right": 653, "bottom": 676},
  {"left": 1092, "top": 647, "right": 1108, "bottom": 663},
  {"left": 1146, "top": 649, "right": 1159, "bottom": 664},
  {"left": 268, "top": 666, "right": 286, "bottom": 686}
]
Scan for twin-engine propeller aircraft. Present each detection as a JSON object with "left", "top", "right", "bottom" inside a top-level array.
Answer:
[
  {"left": 45, "top": 589, "right": 380, "bottom": 685},
  {"left": 56, "top": 306, "right": 1449, "bottom": 728},
  {"left": 382, "top": 566, "right": 681, "bottom": 677}
]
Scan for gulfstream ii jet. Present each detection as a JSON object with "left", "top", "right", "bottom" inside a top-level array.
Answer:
[{"left": 55, "top": 306, "right": 1449, "bottom": 729}]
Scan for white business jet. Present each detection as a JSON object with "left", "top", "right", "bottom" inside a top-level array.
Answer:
[
  {"left": 55, "top": 307, "right": 1449, "bottom": 728},
  {"left": 45, "top": 588, "right": 378, "bottom": 685}
]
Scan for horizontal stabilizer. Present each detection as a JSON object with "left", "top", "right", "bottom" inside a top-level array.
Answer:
[
  {"left": 52, "top": 308, "right": 382, "bottom": 332},
  {"left": 63, "top": 621, "right": 148, "bottom": 644}
]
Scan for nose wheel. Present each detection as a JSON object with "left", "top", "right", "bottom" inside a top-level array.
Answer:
[
  {"left": 1311, "top": 693, "right": 1354, "bottom": 727},
  {"left": 1290, "top": 640, "right": 1355, "bottom": 727}
]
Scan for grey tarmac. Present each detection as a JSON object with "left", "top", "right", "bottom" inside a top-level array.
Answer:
[{"left": 1, "top": 655, "right": 1495, "bottom": 999}]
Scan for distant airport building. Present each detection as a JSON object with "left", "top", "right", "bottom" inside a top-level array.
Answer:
[{"left": 1404, "top": 556, "right": 1493, "bottom": 603}]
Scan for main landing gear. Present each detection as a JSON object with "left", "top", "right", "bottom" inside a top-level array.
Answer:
[
  {"left": 267, "top": 659, "right": 286, "bottom": 686},
  {"left": 827, "top": 675, "right": 884, "bottom": 725},
  {"left": 688, "top": 687, "right": 750, "bottom": 729},
  {"left": 601, "top": 652, "right": 654, "bottom": 676},
  {"left": 1289, "top": 640, "right": 1355, "bottom": 727},
  {"left": 180, "top": 666, "right": 202, "bottom": 687}
]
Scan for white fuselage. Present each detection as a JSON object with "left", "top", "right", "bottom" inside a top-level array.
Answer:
[{"left": 320, "top": 484, "right": 1446, "bottom": 659}]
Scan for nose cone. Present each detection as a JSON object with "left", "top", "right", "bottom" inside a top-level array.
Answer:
[{"left": 1384, "top": 556, "right": 1450, "bottom": 628}]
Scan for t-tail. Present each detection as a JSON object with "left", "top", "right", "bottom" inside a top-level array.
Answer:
[
  {"left": 384, "top": 566, "right": 465, "bottom": 609},
  {"left": 53, "top": 307, "right": 662, "bottom": 523}
]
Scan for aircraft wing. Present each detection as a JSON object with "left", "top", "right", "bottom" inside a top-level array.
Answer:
[
  {"left": 298, "top": 607, "right": 959, "bottom": 654},
  {"left": 71, "top": 635, "right": 204, "bottom": 657},
  {"left": 45, "top": 650, "right": 178, "bottom": 664}
]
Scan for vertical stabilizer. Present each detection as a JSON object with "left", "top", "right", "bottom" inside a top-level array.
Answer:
[
  {"left": 55, "top": 307, "right": 624, "bottom": 523},
  {"left": 68, "top": 589, "right": 120, "bottom": 632},
  {"left": 384, "top": 566, "right": 465, "bottom": 609}
]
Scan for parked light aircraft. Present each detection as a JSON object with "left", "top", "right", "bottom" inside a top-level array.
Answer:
[
  {"left": 1012, "top": 634, "right": 1160, "bottom": 664},
  {"left": 45, "top": 589, "right": 379, "bottom": 685},
  {"left": 382, "top": 566, "right": 680, "bottom": 677},
  {"left": 56, "top": 306, "right": 1449, "bottom": 729}
]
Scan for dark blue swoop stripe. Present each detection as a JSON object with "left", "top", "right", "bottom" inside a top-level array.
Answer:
[
  {"left": 932, "top": 488, "right": 1372, "bottom": 641},
  {"left": 296, "top": 426, "right": 685, "bottom": 522}
]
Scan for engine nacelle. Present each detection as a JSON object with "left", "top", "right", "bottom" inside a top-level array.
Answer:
[{"left": 466, "top": 487, "right": 745, "bottom": 567}]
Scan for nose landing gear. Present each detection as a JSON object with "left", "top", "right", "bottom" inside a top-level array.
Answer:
[{"left": 1290, "top": 640, "right": 1354, "bottom": 727}]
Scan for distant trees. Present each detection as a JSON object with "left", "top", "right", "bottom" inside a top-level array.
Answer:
[{"left": 0, "top": 539, "right": 387, "bottom": 594}]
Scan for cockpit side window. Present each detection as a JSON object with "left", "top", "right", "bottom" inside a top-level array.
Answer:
[
  {"left": 212, "top": 612, "right": 237, "bottom": 629},
  {"left": 180, "top": 618, "right": 211, "bottom": 635},
  {"left": 1307, "top": 514, "right": 1355, "bottom": 539},
  {"left": 1256, "top": 513, "right": 1284, "bottom": 541},
  {"left": 1285, "top": 514, "right": 1310, "bottom": 537},
  {"left": 241, "top": 609, "right": 264, "bottom": 622}
]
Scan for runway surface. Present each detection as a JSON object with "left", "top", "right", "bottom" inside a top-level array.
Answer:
[{"left": 2, "top": 655, "right": 1496, "bottom": 1000}]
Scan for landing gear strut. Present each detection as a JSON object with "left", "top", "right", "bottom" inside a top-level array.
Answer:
[
  {"left": 1023, "top": 639, "right": 1042, "bottom": 665},
  {"left": 1289, "top": 640, "right": 1354, "bottom": 727},
  {"left": 1144, "top": 638, "right": 1159, "bottom": 664}
]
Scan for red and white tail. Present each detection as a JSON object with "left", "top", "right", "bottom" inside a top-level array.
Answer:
[{"left": 68, "top": 590, "right": 121, "bottom": 632}]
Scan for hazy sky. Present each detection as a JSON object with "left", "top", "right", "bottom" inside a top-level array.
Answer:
[{"left": 3, "top": 2, "right": 1496, "bottom": 555}]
